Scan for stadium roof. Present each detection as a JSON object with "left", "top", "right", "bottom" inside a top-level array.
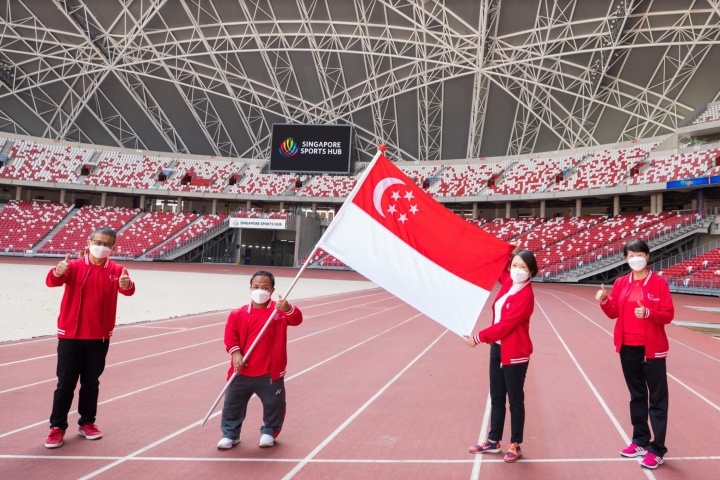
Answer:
[{"left": 0, "top": 0, "right": 719, "bottom": 162}]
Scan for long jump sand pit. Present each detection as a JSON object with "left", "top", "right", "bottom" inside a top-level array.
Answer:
[{"left": 0, "top": 258, "right": 376, "bottom": 342}]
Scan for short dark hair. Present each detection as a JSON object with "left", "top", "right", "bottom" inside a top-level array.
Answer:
[
  {"left": 250, "top": 270, "right": 275, "bottom": 288},
  {"left": 623, "top": 238, "right": 650, "bottom": 257},
  {"left": 513, "top": 250, "right": 538, "bottom": 278},
  {"left": 89, "top": 227, "right": 117, "bottom": 245}
]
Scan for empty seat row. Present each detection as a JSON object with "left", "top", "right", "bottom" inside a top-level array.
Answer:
[
  {"left": 83, "top": 152, "right": 170, "bottom": 189},
  {"left": 160, "top": 159, "right": 244, "bottom": 193},
  {"left": 0, "top": 140, "right": 93, "bottom": 184},
  {"left": 146, "top": 214, "right": 227, "bottom": 258},
  {"left": 113, "top": 211, "right": 198, "bottom": 258},
  {"left": 39, "top": 205, "right": 140, "bottom": 254},
  {"left": 0, "top": 200, "right": 72, "bottom": 252},
  {"left": 691, "top": 103, "right": 720, "bottom": 125},
  {"left": 627, "top": 149, "right": 720, "bottom": 185}
]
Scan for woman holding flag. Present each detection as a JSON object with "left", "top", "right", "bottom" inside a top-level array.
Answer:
[
  {"left": 465, "top": 241, "right": 537, "bottom": 463},
  {"left": 595, "top": 239, "right": 673, "bottom": 470}
]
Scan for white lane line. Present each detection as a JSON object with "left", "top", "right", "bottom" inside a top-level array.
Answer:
[
  {"left": 0, "top": 302, "right": 408, "bottom": 438},
  {"left": 0, "top": 323, "right": 225, "bottom": 368},
  {"left": 540, "top": 291, "right": 720, "bottom": 414},
  {"left": 535, "top": 299, "right": 656, "bottom": 480},
  {"left": 470, "top": 393, "right": 492, "bottom": 480},
  {"left": 281, "top": 329, "right": 448, "bottom": 480},
  {"left": 0, "top": 295, "right": 395, "bottom": 368},
  {"left": 543, "top": 288, "right": 720, "bottom": 364},
  {"left": 0, "top": 289, "right": 384, "bottom": 349},
  {"left": 75, "top": 313, "right": 424, "bottom": 480},
  {"left": 2, "top": 454, "right": 719, "bottom": 463},
  {"left": 0, "top": 301, "right": 403, "bottom": 395},
  {"left": 0, "top": 339, "right": 221, "bottom": 395}
]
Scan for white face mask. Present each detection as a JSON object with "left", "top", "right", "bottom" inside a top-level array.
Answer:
[
  {"left": 89, "top": 245, "right": 112, "bottom": 259},
  {"left": 251, "top": 289, "right": 271, "bottom": 304},
  {"left": 510, "top": 268, "right": 530, "bottom": 283},
  {"left": 628, "top": 256, "right": 647, "bottom": 271}
]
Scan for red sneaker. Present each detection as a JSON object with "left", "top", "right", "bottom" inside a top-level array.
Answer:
[
  {"left": 78, "top": 423, "right": 103, "bottom": 440},
  {"left": 45, "top": 427, "right": 65, "bottom": 448}
]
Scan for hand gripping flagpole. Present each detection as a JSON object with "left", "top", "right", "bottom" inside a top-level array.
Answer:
[
  {"left": 200, "top": 246, "right": 320, "bottom": 426},
  {"left": 200, "top": 145, "right": 388, "bottom": 426}
]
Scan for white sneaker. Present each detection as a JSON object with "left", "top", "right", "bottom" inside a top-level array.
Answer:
[
  {"left": 217, "top": 436, "right": 241, "bottom": 449},
  {"left": 259, "top": 433, "right": 275, "bottom": 448}
]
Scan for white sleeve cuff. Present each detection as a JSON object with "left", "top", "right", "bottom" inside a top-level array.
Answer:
[{"left": 228, "top": 346, "right": 240, "bottom": 355}]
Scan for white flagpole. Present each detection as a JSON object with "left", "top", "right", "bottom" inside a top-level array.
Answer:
[{"left": 201, "top": 145, "right": 387, "bottom": 426}]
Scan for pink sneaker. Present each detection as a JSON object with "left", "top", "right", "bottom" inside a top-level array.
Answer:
[
  {"left": 620, "top": 443, "right": 647, "bottom": 458},
  {"left": 78, "top": 423, "right": 103, "bottom": 440},
  {"left": 469, "top": 439, "right": 501, "bottom": 454},
  {"left": 44, "top": 427, "right": 65, "bottom": 448},
  {"left": 641, "top": 453, "right": 664, "bottom": 469}
]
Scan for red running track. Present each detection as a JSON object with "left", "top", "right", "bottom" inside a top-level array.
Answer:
[{"left": 1, "top": 285, "right": 719, "bottom": 480}]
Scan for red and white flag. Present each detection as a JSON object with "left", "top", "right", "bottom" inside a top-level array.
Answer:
[{"left": 316, "top": 149, "right": 514, "bottom": 336}]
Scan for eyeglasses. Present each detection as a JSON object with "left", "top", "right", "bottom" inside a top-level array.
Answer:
[{"left": 89, "top": 239, "right": 114, "bottom": 248}]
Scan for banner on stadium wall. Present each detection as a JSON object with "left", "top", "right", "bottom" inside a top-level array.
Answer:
[
  {"left": 666, "top": 177, "right": 709, "bottom": 189},
  {"left": 710, "top": 175, "right": 720, "bottom": 185},
  {"left": 229, "top": 218, "right": 287, "bottom": 230}
]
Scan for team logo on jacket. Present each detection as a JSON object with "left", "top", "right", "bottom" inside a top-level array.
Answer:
[
  {"left": 109, "top": 274, "right": 119, "bottom": 281},
  {"left": 647, "top": 293, "right": 659, "bottom": 301}
]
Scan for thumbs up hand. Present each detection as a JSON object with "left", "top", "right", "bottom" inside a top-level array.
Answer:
[
  {"left": 55, "top": 253, "right": 71, "bottom": 276},
  {"left": 635, "top": 300, "right": 647, "bottom": 319},
  {"left": 595, "top": 284, "right": 608, "bottom": 302},
  {"left": 119, "top": 268, "right": 131, "bottom": 290}
]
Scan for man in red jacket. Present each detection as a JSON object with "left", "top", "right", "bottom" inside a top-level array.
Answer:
[
  {"left": 218, "top": 271, "right": 302, "bottom": 450},
  {"left": 44, "top": 227, "right": 135, "bottom": 449}
]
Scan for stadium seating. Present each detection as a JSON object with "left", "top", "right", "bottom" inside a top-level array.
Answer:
[
  {"left": 429, "top": 163, "right": 508, "bottom": 197},
  {"left": 0, "top": 201, "right": 72, "bottom": 253},
  {"left": 315, "top": 254, "right": 349, "bottom": 269},
  {"left": 229, "top": 165, "right": 303, "bottom": 196},
  {"left": 113, "top": 211, "right": 198, "bottom": 258},
  {"left": 660, "top": 247, "right": 720, "bottom": 283},
  {"left": 692, "top": 103, "right": 720, "bottom": 125},
  {"left": 514, "top": 216, "right": 603, "bottom": 252},
  {"left": 535, "top": 213, "right": 692, "bottom": 277},
  {"left": 480, "top": 217, "right": 544, "bottom": 241},
  {"left": 160, "top": 160, "right": 243, "bottom": 193},
  {"left": 548, "top": 143, "right": 657, "bottom": 191},
  {"left": 627, "top": 149, "right": 720, "bottom": 184},
  {"left": 146, "top": 214, "right": 227, "bottom": 258},
  {"left": 83, "top": 152, "right": 170, "bottom": 189},
  {"left": 487, "top": 155, "right": 585, "bottom": 195},
  {"left": 298, "top": 175, "right": 356, "bottom": 197},
  {"left": 0, "top": 140, "right": 94, "bottom": 183},
  {"left": 38, "top": 205, "right": 140, "bottom": 255},
  {"left": 398, "top": 165, "right": 442, "bottom": 188}
]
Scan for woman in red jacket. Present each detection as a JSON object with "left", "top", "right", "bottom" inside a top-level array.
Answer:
[
  {"left": 464, "top": 244, "right": 536, "bottom": 463},
  {"left": 596, "top": 239, "right": 674, "bottom": 470}
]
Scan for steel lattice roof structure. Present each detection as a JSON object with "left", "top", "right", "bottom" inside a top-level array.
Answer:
[{"left": 1, "top": 0, "right": 720, "bottom": 163}]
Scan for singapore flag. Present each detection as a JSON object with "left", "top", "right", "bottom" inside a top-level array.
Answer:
[{"left": 316, "top": 148, "right": 514, "bottom": 336}]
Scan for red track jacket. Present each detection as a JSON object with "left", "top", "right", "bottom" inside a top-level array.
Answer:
[
  {"left": 46, "top": 256, "right": 135, "bottom": 340},
  {"left": 473, "top": 269, "right": 534, "bottom": 366},
  {"left": 224, "top": 301, "right": 303, "bottom": 381},
  {"left": 600, "top": 270, "right": 674, "bottom": 359}
]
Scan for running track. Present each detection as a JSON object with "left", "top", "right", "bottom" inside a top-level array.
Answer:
[{"left": 1, "top": 285, "right": 719, "bottom": 479}]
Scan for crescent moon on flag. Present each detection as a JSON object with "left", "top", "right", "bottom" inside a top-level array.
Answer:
[{"left": 373, "top": 177, "right": 406, "bottom": 217}]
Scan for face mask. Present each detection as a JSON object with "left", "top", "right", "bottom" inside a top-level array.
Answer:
[
  {"left": 251, "top": 289, "right": 271, "bottom": 304},
  {"left": 510, "top": 268, "right": 530, "bottom": 283},
  {"left": 628, "top": 257, "right": 647, "bottom": 271},
  {"left": 89, "top": 245, "right": 112, "bottom": 259}
]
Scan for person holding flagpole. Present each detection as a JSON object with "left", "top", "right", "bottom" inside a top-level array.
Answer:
[
  {"left": 217, "top": 271, "right": 303, "bottom": 450},
  {"left": 465, "top": 241, "right": 537, "bottom": 463},
  {"left": 595, "top": 238, "right": 673, "bottom": 470}
]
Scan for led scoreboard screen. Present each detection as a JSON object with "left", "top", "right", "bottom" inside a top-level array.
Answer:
[{"left": 269, "top": 124, "right": 353, "bottom": 174}]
